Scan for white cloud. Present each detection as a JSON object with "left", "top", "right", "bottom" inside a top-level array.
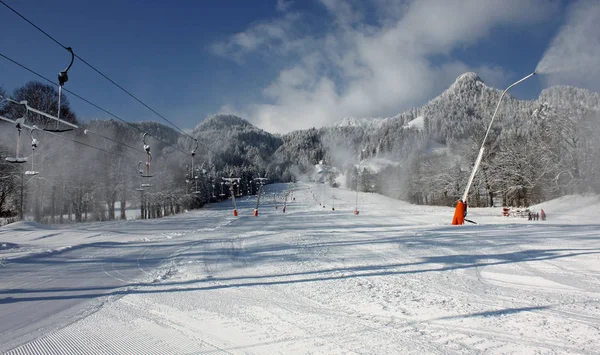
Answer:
[
  {"left": 210, "top": 12, "right": 303, "bottom": 63},
  {"left": 214, "top": 0, "right": 558, "bottom": 133},
  {"left": 276, "top": 0, "right": 294, "bottom": 12}
]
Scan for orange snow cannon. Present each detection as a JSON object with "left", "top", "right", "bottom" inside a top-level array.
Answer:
[{"left": 452, "top": 200, "right": 466, "bottom": 225}]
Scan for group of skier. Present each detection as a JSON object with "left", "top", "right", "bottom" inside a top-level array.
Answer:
[{"left": 528, "top": 209, "right": 547, "bottom": 221}]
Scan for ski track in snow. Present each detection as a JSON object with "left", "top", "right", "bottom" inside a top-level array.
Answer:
[{"left": 1, "top": 184, "right": 600, "bottom": 354}]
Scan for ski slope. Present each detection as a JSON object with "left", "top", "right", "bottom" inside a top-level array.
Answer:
[{"left": 1, "top": 184, "right": 599, "bottom": 354}]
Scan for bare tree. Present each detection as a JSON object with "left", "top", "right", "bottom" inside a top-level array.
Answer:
[{"left": 6, "top": 81, "right": 78, "bottom": 128}]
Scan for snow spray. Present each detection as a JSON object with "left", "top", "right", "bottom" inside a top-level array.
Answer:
[{"left": 535, "top": 0, "right": 600, "bottom": 87}]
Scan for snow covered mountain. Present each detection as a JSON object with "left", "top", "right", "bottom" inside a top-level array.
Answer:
[
  {"left": 189, "top": 114, "right": 282, "bottom": 176},
  {"left": 2, "top": 73, "right": 599, "bottom": 223},
  {"left": 331, "top": 116, "right": 386, "bottom": 128}
]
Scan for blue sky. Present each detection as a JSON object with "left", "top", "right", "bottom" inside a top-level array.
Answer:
[{"left": 0, "top": 0, "right": 584, "bottom": 133}]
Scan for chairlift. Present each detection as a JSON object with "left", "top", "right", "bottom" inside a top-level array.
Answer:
[
  {"left": 141, "top": 133, "right": 153, "bottom": 178},
  {"left": 192, "top": 162, "right": 204, "bottom": 196},
  {"left": 44, "top": 47, "right": 75, "bottom": 133},
  {"left": 189, "top": 140, "right": 201, "bottom": 194},
  {"left": 25, "top": 126, "right": 40, "bottom": 175},
  {"left": 4, "top": 102, "right": 28, "bottom": 164},
  {"left": 192, "top": 168, "right": 201, "bottom": 194},
  {"left": 136, "top": 162, "right": 145, "bottom": 191},
  {"left": 137, "top": 161, "right": 151, "bottom": 189},
  {"left": 191, "top": 140, "right": 198, "bottom": 162},
  {"left": 2, "top": 96, "right": 78, "bottom": 133}
]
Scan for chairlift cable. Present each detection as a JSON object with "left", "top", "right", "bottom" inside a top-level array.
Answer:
[
  {"left": 0, "top": 0, "right": 198, "bottom": 143},
  {"left": 83, "top": 129, "right": 145, "bottom": 154},
  {"left": 1, "top": 94, "right": 144, "bottom": 155},
  {"left": 62, "top": 86, "right": 190, "bottom": 155},
  {"left": 40, "top": 129, "right": 114, "bottom": 155},
  {"left": 0, "top": 51, "right": 190, "bottom": 156},
  {"left": 1, "top": 95, "right": 78, "bottom": 130},
  {"left": 0, "top": 1, "right": 66, "bottom": 49},
  {"left": 0, "top": 114, "right": 114, "bottom": 155},
  {"left": 25, "top": 125, "right": 40, "bottom": 175}
]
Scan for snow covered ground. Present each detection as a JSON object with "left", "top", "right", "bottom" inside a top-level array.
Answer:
[{"left": 1, "top": 184, "right": 599, "bottom": 354}]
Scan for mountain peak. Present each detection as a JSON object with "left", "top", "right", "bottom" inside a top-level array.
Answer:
[
  {"left": 436, "top": 72, "right": 487, "bottom": 99},
  {"left": 453, "top": 72, "right": 483, "bottom": 85},
  {"left": 196, "top": 114, "right": 255, "bottom": 131}
]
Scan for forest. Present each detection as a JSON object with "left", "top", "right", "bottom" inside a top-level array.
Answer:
[{"left": 1, "top": 72, "right": 599, "bottom": 224}]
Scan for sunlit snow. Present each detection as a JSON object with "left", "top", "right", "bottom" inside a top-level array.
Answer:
[{"left": 1, "top": 184, "right": 599, "bottom": 354}]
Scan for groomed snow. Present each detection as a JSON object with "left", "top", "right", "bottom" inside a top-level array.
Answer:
[{"left": 1, "top": 184, "right": 599, "bottom": 354}]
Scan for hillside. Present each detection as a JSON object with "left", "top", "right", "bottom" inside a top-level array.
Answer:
[
  {"left": 1, "top": 73, "right": 599, "bottom": 223},
  {"left": 189, "top": 114, "right": 282, "bottom": 176}
]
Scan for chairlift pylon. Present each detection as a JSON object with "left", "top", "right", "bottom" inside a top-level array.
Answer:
[
  {"left": 44, "top": 47, "right": 75, "bottom": 133},
  {"left": 4, "top": 102, "right": 28, "bottom": 164},
  {"left": 25, "top": 125, "right": 40, "bottom": 175}
]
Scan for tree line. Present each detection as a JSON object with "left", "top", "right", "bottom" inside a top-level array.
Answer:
[
  {"left": 0, "top": 82, "right": 274, "bottom": 223},
  {"left": 2, "top": 73, "right": 599, "bottom": 224}
]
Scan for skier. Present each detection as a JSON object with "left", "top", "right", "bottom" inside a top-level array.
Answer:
[{"left": 540, "top": 209, "right": 546, "bottom": 221}]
